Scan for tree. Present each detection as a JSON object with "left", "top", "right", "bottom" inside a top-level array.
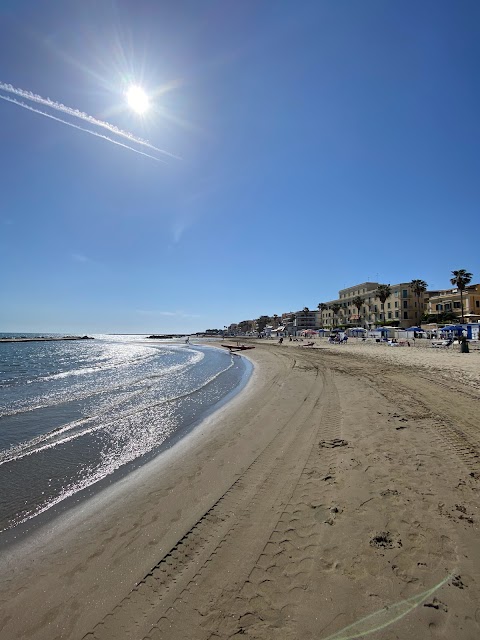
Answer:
[
  {"left": 256, "top": 315, "right": 271, "bottom": 334},
  {"left": 331, "top": 303, "right": 341, "bottom": 327},
  {"left": 272, "top": 314, "right": 279, "bottom": 329},
  {"left": 424, "top": 310, "right": 457, "bottom": 324},
  {"left": 450, "top": 269, "right": 473, "bottom": 323},
  {"left": 410, "top": 279, "right": 428, "bottom": 324},
  {"left": 317, "top": 302, "right": 327, "bottom": 328},
  {"left": 238, "top": 320, "right": 252, "bottom": 334},
  {"left": 352, "top": 296, "right": 364, "bottom": 326},
  {"left": 376, "top": 284, "right": 391, "bottom": 325}
]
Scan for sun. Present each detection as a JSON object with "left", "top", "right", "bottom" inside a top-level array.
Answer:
[{"left": 125, "top": 85, "right": 150, "bottom": 114}]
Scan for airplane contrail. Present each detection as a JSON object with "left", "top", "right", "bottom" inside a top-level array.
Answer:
[
  {"left": 0, "top": 81, "right": 178, "bottom": 159},
  {"left": 0, "top": 94, "right": 165, "bottom": 163}
]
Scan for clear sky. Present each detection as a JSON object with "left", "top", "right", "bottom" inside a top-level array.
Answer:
[{"left": 0, "top": 0, "right": 478, "bottom": 333}]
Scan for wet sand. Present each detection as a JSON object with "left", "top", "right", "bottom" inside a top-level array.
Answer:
[{"left": 0, "top": 341, "right": 479, "bottom": 639}]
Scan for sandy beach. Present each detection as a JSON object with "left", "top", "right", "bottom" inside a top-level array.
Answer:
[{"left": 1, "top": 340, "right": 479, "bottom": 640}]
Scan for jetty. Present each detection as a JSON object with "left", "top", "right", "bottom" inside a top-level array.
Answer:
[{"left": 0, "top": 336, "right": 94, "bottom": 343}]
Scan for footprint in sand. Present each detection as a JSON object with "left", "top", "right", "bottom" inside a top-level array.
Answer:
[
  {"left": 319, "top": 438, "right": 348, "bottom": 449},
  {"left": 369, "top": 531, "right": 402, "bottom": 550},
  {"left": 380, "top": 488, "right": 399, "bottom": 497},
  {"left": 424, "top": 597, "right": 448, "bottom": 612}
]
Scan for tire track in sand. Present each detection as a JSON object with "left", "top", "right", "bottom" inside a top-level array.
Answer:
[
  {"left": 83, "top": 354, "right": 332, "bottom": 640},
  {"left": 144, "top": 365, "right": 343, "bottom": 640},
  {"left": 191, "top": 365, "right": 343, "bottom": 640}
]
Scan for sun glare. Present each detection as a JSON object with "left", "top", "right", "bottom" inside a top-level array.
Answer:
[{"left": 126, "top": 85, "right": 150, "bottom": 114}]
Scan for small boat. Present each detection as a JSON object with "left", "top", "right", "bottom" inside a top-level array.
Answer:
[{"left": 221, "top": 344, "right": 256, "bottom": 352}]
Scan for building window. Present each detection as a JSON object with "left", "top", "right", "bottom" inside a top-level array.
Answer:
[
  {"left": 388, "top": 312, "right": 392, "bottom": 319},
  {"left": 445, "top": 303, "right": 452, "bottom": 310},
  {"left": 436, "top": 304, "right": 443, "bottom": 311},
  {"left": 403, "top": 301, "right": 408, "bottom": 309},
  {"left": 387, "top": 302, "right": 391, "bottom": 309},
  {"left": 395, "top": 311, "right": 399, "bottom": 318},
  {"left": 374, "top": 305, "right": 378, "bottom": 312},
  {"left": 403, "top": 311, "right": 408, "bottom": 319},
  {"left": 394, "top": 290, "right": 399, "bottom": 297},
  {"left": 476, "top": 301, "right": 480, "bottom": 308},
  {"left": 395, "top": 301, "right": 398, "bottom": 308},
  {"left": 454, "top": 302, "right": 461, "bottom": 309},
  {"left": 402, "top": 289, "right": 408, "bottom": 298}
]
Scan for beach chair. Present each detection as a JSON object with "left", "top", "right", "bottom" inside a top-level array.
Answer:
[{"left": 431, "top": 339, "right": 453, "bottom": 348}]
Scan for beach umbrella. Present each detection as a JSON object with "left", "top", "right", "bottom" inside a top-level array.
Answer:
[
  {"left": 405, "top": 327, "right": 423, "bottom": 332},
  {"left": 442, "top": 325, "right": 464, "bottom": 331}
]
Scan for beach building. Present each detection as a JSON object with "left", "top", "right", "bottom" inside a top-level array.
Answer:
[
  {"left": 292, "top": 309, "right": 318, "bottom": 334},
  {"left": 426, "top": 284, "right": 480, "bottom": 323},
  {"left": 318, "top": 281, "right": 428, "bottom": 329}
]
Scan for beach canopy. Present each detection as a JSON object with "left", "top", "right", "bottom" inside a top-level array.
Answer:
[
  {"left": 442, "top": 324, "right": 464, "bottom": 331},
  {"left": 405, "top": 327, "right": 424, "bottom": 332},
  {"left": 317, "top": 328, "right": 329, "bottom": 333}
]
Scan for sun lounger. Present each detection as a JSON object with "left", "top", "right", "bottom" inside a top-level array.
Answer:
[{"left": 431, "top": 339, "right": 453, "bottom": 348}]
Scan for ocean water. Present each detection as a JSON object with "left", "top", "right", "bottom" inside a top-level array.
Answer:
[{"left": 0, "top": 334, "right": 250, "bottom": 534}]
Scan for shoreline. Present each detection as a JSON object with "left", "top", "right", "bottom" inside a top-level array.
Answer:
[
  {"left": 1, "top": 343, "right": 479, "bottom": 639},
  {"left": 0, "top": 341, "right": 252, "bottom": 547}
]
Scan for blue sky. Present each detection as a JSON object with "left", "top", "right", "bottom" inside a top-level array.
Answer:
[{"left": 0, "top": 0, "right": 478, "bottom": 333}]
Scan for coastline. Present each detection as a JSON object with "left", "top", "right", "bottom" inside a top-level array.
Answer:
[
  {"left": 1, "top": 342, "right": 479, "bottom": 639},
  {"left": 0, "top": 341, "right": 252, "bottom": 544}
]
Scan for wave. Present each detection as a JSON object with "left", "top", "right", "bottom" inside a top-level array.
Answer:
[
  {"left": 30, "top": 347, "right": 161, "bottom": 382},
  {"left": 0, "top": 347, "right": 205, "bottom": 418},
  {"left": 0, "top": 353, "right": 233, "bottom": 467},
  {"left": 0, "top": 351, "right": 239, "bottom": 532}
]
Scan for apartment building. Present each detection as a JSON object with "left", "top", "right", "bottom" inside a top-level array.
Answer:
[
  {"left": 292, "top": 309, "right": 318, "bottom": 332},
  {"left": 318, "top": 281, "right": 427, "bottom": 329},
  {"left": 426, "top": 284, "right": 480, "bottom": 322}
]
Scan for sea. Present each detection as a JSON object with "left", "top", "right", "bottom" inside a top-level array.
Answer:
[{"left": 0, "top": 334, "right": 251, "bottom": 537}]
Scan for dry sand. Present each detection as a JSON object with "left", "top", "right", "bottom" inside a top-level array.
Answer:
[{"left": 0, "top": 341, "right": 479, "bottom": 639}]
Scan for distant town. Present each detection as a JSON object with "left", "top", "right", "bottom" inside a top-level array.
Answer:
[{"left": 202, "top": 270, "right": 479, "bottom": 338}]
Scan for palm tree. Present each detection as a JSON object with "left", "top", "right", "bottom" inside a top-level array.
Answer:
[
  {"left": 376, "top": 284, "right": 391, "bottom": 325},
  {"left": 331, "top": 303, "right": 341, "bottom": 327},
  {"left": 317, "top": 303, "right": 327, "bottom": 328},
  {"left": 410, "top": 279, "right": 428, "bottom": 324},
  {"left": 352, "top": 295, "right": 364, "bottom": 326},
  {"left": 450, "top": 269, "right": 473, "bottom": 323}
]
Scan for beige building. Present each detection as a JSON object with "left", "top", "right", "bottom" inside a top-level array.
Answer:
[
  {"left": 318, "top": 281, "right": 427, "bottom": 329},
  {"left": 426, "top": 284, "right": 480, "bottom": 322}
]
